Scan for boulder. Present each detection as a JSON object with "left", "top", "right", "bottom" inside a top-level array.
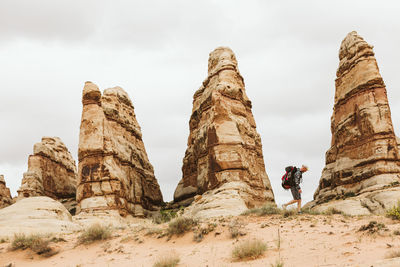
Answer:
[
  {"left": 76, "top": 82, "right": 163, "bottom": 217},
  {"left": 0, "top": 175, "right": 13, "bottom": 209},
  {"left": 173, "top": 47, "right": 275, "bottom": 218},
  {"left": 0, "top": 196, "right": 79, "bottom": 238},
  {"left": 17, "top": 137, "right": 77, "bottom": 214},
  {"left": 308, "top": 31, "right": 400, "bottom": 214}
]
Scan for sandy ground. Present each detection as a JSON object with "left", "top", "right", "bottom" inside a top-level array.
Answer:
[{"left": 1, "top": 213, "right": 400, "bottom": 267}]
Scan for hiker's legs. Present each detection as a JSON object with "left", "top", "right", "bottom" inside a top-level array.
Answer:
[
  {"left": 297, "top": 199, "right": 302, "bottom": 212},
  {"left": 283, "top": 199, "right": 298, "bottom": 208}
]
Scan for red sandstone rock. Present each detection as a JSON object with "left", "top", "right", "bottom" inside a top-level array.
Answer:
[
  {"left": 173, "top": 47, "right": 274, "bottom": 218},
  {"left": 17, "top": 137, "right": 77, "bottom": 213},
  {"left": 0, "top": 175, "right": 13, "bottom": 209},
  {"left": 308, "top": 32, "right": 400, "bottom": 215},
  {"left": 76, "top": 82, "right": 163, "bottom": 217}
]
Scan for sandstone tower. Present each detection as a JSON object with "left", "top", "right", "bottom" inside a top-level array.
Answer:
[
  {"left": 76, "top": 82, "right": 163, "bottom": 217},
  {"left": 309, "top": 31, "right": 400, "bottom": 215},
  {"left": 17, "top": 137, "right": 77, "bottom": 213},
  {"left": 174, "top": 47, "right": 274, "bottom": 217}
]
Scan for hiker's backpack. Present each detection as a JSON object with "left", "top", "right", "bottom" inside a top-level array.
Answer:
[{"left": 281, "top": 166, "right": 297, "bottom": 190}]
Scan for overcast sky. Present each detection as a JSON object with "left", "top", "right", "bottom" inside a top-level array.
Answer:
[{"left": 1, "top": 0, "right": 400, "bottom": 205}]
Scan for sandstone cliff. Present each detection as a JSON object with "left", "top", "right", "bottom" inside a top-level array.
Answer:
[
  {"left": 308, "top": 31, "right": 400, "bottom": 215},
  {"left": 17, "top": 137, "right": 77, "bottom": 213},
  {"left": 76, "top": 82, "right": 163, "bottom": 217},
  {"left": 0, "top": 175, "right": 13, "bottom": 209},
  {"left": 173, "top": 47, "right": 274, "bottom": 218}
]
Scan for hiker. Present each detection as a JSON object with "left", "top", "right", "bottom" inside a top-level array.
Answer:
[{"left": 282, "top": 165, "right": 308, "bottom": 213}]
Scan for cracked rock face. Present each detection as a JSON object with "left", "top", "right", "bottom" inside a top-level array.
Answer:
[
  {"left": 76, "top": 82, "right": 163, "bottom": 217},
  {"left": 173, "top": 47, "right": 274, "bottom": 218},
  {"left": 17, "top": 137, "right": 77, "bottom": 211},
  {"left": 0, "top": 175, "right": 13, "bottom": 209},
  {"left": 307, "top": 32, "right": 400, "bottom": 215}
]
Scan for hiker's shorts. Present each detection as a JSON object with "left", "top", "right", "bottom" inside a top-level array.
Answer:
[{"left": 290, "top": 187, "right": 301, "bottom": 200}]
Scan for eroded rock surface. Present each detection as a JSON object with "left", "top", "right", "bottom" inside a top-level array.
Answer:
[
  {"left": 0, "top": 175, "right": 13, "bottom": 209},
  {"left": 308, "top": 31, "right": 400, "bottom": 215},
  {"left": 17, "top": 137, "right": 77, "bottom": 213},
  {"left": 76, "top": 82, "right": 163, "bottom": 217},
  {"left": 174, "top": 47, "right": 274, "bottom": 218}
]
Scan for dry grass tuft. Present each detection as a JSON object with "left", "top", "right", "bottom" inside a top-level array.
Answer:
[
  {"left": 153, "top": 253, "right": 180, "bottom": 267},
  {"left": 167, "top": 217, "right": 197, "bottom": 236},
  {"left": 242, "top": 203, "right": 281, "bottom": 216},
  {"left": 10, "top": 233, "right": 56, "bottom": 257},
  {"left": 232, "top": 239, "right": 267, "bottom": 261},
  {"left": 78, "top": 223, "right": 111, "bottom": 244}
]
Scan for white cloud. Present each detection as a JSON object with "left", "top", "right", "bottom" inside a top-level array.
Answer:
[{"left": 1, "top": 0, "right": 400, "bottom": 205}]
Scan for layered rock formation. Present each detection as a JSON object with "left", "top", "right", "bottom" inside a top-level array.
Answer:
[
  {"left": 17, "top": 137, "right": 77, "bottom": 213},
  {"left": 308, "top": 31, "right": 400, "bottom": 215},
  {"left": 0, "top": 175, "right": 13, "bottom": 209},
  {"left": 76, "top": 82, "right": 163, "bottom": 217},
  {"left": 174, "top": 47, "right": 274, "bottom": 218}
]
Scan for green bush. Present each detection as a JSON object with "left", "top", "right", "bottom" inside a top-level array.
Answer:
[
  {"left": 153, "top": 209, "right": 179, "bottom": 224},
  {"left": 386, "top": 202, "right": 400, "bottom": 220},
  {"left": 167, "top": 217, "right": 197, "bottom": 236},
  {"left": 232, "top": 239, "right": 267, "bottom": 261},
  {"left": 78, "top": 224, "right": 111, "bottom": 244}
]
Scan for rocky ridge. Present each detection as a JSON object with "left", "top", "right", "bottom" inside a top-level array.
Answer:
[
  {"left": 173, "top": 47, "right": 274, "bottom": 218},
  {"left": 76, "top": 82, "right": 163, "bottom": 217},
  {"left": 307, "top": 31, "right": 400, "bottom": 215}
]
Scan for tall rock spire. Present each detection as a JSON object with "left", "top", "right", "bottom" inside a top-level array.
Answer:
[
  {"left": 174, "top": 47, "right": 274, "bottom": 218},
  {"left": 308, "top": 31, "right": 400, "bottom": 215},
  {"left": 76, "top": 82, "right": 163, "bottom": 217}
]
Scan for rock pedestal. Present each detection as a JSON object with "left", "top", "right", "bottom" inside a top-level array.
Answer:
[
  {"left": 173, "top": 47, "right": 274, "bottom": 218},
  {"left": 76, "top": 82, "right": 163, "bottom": 217},
  {"left": 0, "top": 175, "right": 13, "bottom": 209},
  {"left": 308, "top": 31, "right": 400, "bottom": 215},
  {"left": 17, "top": 137, "right": 77, "bottom": 213}
]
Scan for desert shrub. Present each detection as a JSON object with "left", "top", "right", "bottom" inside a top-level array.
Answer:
[
  {"left": 167, "top": 217, "right": 197, "bottom": 236},
  {"left": 386, "top": 202, "right": 400, "bottom": 220},
  {"left": 393, "top": 230, "right": 400, "bottom": 235},
  {"left": 232, "top": 239, "right": 267, "bottom": 261},
  {"left": 390, "top": 181, "right": 400, "bottom": 187},
  {"left": 193, "top": 223, "right": 216, "bottom": 242},
  {"left": 153, "top": 209, "right": 179, "bottom": 224},
  {"left": 358, "top": 221, "right": 387, "bottom": 234},
  {"left": 323, "top": 207, "right": 343, "bottom": 215},
  {"left": 145, "top": 228, "right": 163, "bottom": 236},
  {"left": 11, "top": 233, "right": 55, "bottom": 256},
  {"left": 242, "top": 204, "right": 281, "bottom": 216},
  {"left": 153, "top": 253, "right": 180, "bottom": 267},
  {"left": 78, "top": 224, "right": 111, "bottom": 244},
  {"left": 385, "top": 250, "right": 400, "bottom": 259},
  {"left": 301, "top": 208, "right": 321, "bottom": 215}
]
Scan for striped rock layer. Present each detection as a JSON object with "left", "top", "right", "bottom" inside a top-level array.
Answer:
[
  {"left": 174, "top": 47, "right": 274, "bottom": 218},
  {"left": 309, "top": 32, "right": 400, "bottom": 215},
  {"left": 77, "top": 82, "right": 163, "bottom": 217}
]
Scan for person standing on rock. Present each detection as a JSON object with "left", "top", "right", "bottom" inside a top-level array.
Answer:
[{"left": 282, "top": 165, "right": 308, "bottom": 213}]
